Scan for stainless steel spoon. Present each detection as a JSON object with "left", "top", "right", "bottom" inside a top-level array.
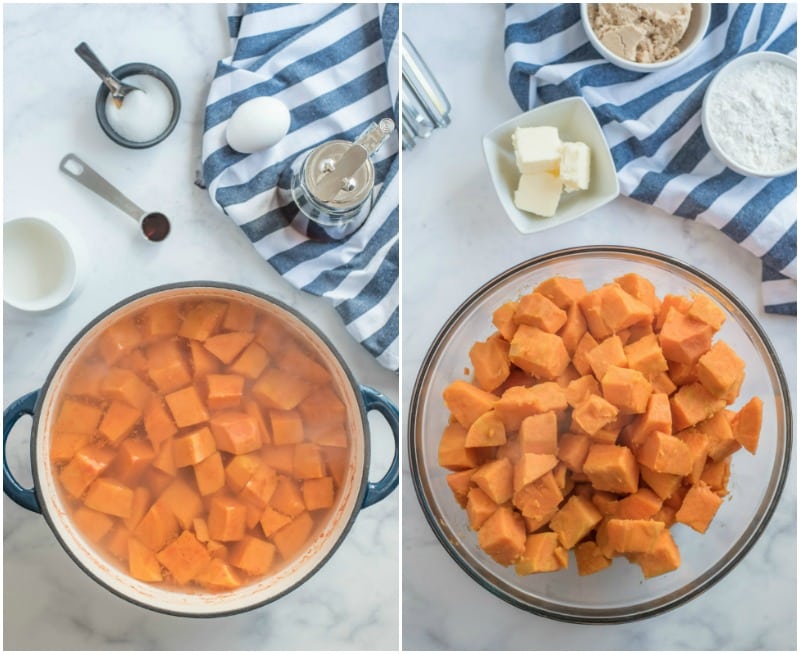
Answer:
[
  {"left": 59, "top": 154, "right": 171, "bottom": 242},
  {"left": 75, "top": 42, "right": 140, "bottom": 108}
]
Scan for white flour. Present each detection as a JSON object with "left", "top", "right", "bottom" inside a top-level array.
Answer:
[{"left": 706, "top": 59, "right": 796, "bottom": 174}]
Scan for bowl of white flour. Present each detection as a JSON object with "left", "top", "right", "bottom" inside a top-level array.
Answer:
[{"left": 702, "top": 51, "right": 797, "bottom": 178}]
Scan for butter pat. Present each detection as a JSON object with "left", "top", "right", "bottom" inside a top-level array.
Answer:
[
  {"left": 559, "top": 142, "right": 591, "bottom": 192},
  {"left": 514, "top": 172, "right": 562, "bottom": 217},
  {"left": 512, "top": 126, "right": 562, "bottom": 174}
]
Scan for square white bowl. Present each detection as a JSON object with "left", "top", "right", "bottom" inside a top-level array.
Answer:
[{"left": 482, "top": 96, "right": 620, "bottom": 234}]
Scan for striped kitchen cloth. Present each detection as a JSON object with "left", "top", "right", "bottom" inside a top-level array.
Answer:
[
  {"left": 202, "top": 3, "right": 399, "bottom": 371},
  {"left": 505, "top": 3, "right": 797, "bottom": 315}
]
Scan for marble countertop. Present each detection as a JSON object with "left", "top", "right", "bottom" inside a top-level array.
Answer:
[
  {"left": 3, "top": 4, "right": 397, "bottom": 650},
  {"left": 401, "top": 4, "right": 796, "bottom": 651}
]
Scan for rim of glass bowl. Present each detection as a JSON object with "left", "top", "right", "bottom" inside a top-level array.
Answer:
[{"left": 408, "top": 245, "right": 792, "bottom": 624}]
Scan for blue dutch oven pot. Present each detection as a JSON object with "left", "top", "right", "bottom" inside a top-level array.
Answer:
[{"left": 4, "top": 282, "right": 398, "bottom": 616}]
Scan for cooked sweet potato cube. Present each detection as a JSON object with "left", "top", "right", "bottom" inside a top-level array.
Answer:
[
  {"left": 621, "top": 393, "right": 672, "bottom": 451},
  {"left": 269, "top": 409, "right": 304, "bottom": 445},
  {"left": 606, "top": 518, "right": 664, "bottom": 553},
  {"left": 695, "top": 341, "right": 745, "bottom": 398},
  {"left": 650, "top": 371, "right": 677, "bottom": 395},
  {"left": 128, "top": 537, "right": 162, "bottom": 582},
  {"left": 67, "top": 361, "right": 107, "bottom": 398},
  {"left": 196, "top": 558, "right": 242, "bottom": 590},
  {"left": 557, "top": 432, "right": 591, "bottom": 472},
  {"left": 106, "top": 524, "right": 131, "bottom": 561},
  {"left": 229, "top": 343, "right": 270, "bottom": 380},
  {"left": 277, "top": 345, "right": 331, "bottom": 385},
  {"left": 442, "top": 380, "right": 499, "bottom": 430},
  {"left": 514, "top": 532, "right": 569, "bottom": 575},
  {"left": 514, "top": 292, "right": 568, "bottom": 333},
  {"left": 207, "top": 495, "right": 247, "bottom": 541},
  {"left": 624, "top": 333, "right": 668, "bottom": 379},
  {"left": 224, "top": 454, "right": 261, "bottom": 493},
  {"left": 260, "top": 506, "right": 292, "bottom": 538},
  {"left": 73, "top": 506, "right": 114, "bottom": 542},
  {"left": 141, "top": 303, "right": 181, "bottom": 341},
  {"left": 639, "top": 465, "right": 683, "bottom": 501},
  {"left": 83, "top": 477, "right": 134, "bottom": 518},
  {"left": 523, "top": 509, "right": 559, "bottom": 534},
  {"left": 98, "top": 318, "right": 142, "bottom": 365},
  {"left": 203, "top": 331, "right": 255, "bottom": 365},
  {"left": 614, "top": 273, "right": 660, "bottom": 313},
  {"left": 206, "top": 540, "right": 228, "bottom": 560},
  {"left": 565, "top": 375, "right": 601, "bottom": 408},
  {"left": 587, "top": 335, "right": 627, "bottom": 381},
  {"left": 179, "top": 301, "right": 227, "bottom": 341},
  {"left": 142, "top": 399, "right": 178, "bottom": 449},
  {"left": 578, "top": 288, "right": 613, "bottom": 341},
  {"left": 253, "top": 368, "right": 313, "bottom": 411},
  {"left": 655, "top": 294, "right": 692, "bottom": 330},
  {"left": 188, "top": 340, "right": 221, "bottom": 381},
  {"left": 731, "top": 396, "right": 762, "bottom": 455},
  {"left": 302, "top": 476, "right": 335, "bottom": 511},
  {"left": 134, "top": 500, "right": 180, "bottom": 551},
  {"left": 583, "top": 443, "right": 639, "bottom": 494},
  {"left": 465, "top": 410, "right": 507, "bottom": 448},
  {"left": 675, "top": 428, "right": 710, "bottom": 484},
  {"left": 269, "top": 475, "right": 306, "bottom": 517},
  {"left": 145, "top": 339, "right": 191, "bottom": 394},
  {"left": 143, "top": 467, "right": 173, "bottom": 495},
  {"left": 698, "top": 411, "right": 740, "bottom": 461},
  {"left": 675, "top": 482, "right": 723, "bottom": 533},
  {"left": 572, "top": 394, "right": 618, "bottom": 436},
  {"left": 112, "top": 438, "right": 155, "bottom": 485},
  {"left": 509, "top": 325, "right": 570, "bottom": 380},
  {"left": 469, "top": 335, "right": 511, "bottom": 391},
  {"left": 670, "top": 383, "right": 726, "bottom": 431},
  {"left": 630, "top": 529, "right": 681, "bottom": 578},
  {"left": 513, "top": 453, "right": 558, "bottom": 492},
  {"left": 165, "top": 385, "right": 209, "bottom": 428},
  {"left": 192, "top": 517, "right": 210, "bottom": 543},
  {"left": 535, "top": 276, "right": 587, "bottom": 308},
  {"left": 98, "top": 401, "right": 140, "bottom": 446},
  {"left": 173, "top": 426, "right": 216, "bottom": 468},
  {"left": 466, "top": 487, "right": 499, "bottom": 530},
  {"left": 123, "top": 486, "right": 151, "bottom": 531},
  {"left": 55, "top": 399, "right": 104, "bottom": 435},
  {"left": 157, "top": 530, "right": 211, "bottom": 585},
  {"left": 264, "top": 444, "right": 298, "bottom": 476},
  {"left": 294, "top": 443, "right": 327, "bottom": 479},
  {"left": 519, "top": 412, "right": 558, "bottom": 455},
  {"left": 687, "top": 294, "right": 725, "bottom": 331},
  {"left": 494, "top": 383, "right": 566, "bottom": 432},
  {"left": 492, "top": 301, "right": 519, "bottom": 341},
  {"left": 575, "top": 540, "right": 612, "bottom": 576},
  {"left": 601, "top": 366, "right": 652, "bottom": 415},
  {"left": 253, "top": 313, "right": 293, "bottom": 352},
  {"left": 477, "top": 506, "right": 526, "bottom": 566},
  {"left": 51, "top": 431, "right": 90, "bottom": 464},
  {"left": 446, "top": 469, "right": 475, "bottom": 508},
  {"left": 658, "top": 308, "right": 713, "bottom": 364},
  {"left": 159, "top": 478, "right": 203, "bottom": 530},
  {"left": 240, "top": 465, "right": 278, "bottom": 509},
  {"left": 636, "top": 430, "right": 692, "bottom": 476},
  {"left": 117, "top": 349, "right": 150, "bottom": 376},
  {"left": 59, "top": 445, "right": 116, "bottom": 499},
  {"left": 471, "top": 458, "right": 513, "bottom": 504},
  {"left": 591, "top": 490, "right": 619, "bottom": 516},
  {"left": 100, "top": 368, "right": 153, "bottom": 412},
  {"left": 439, "top": 422, "right": 484, "bottom": 470},
  {"left": 512, "top": 471, "right": 563, "bottom": 518},
  {"left": 208, "top": 411, "right": 260, "bottom": 455},
  {"left": 571, "top": 332, "right": 600, "bottom": 377},
  {"left": 298, "top": 388, "right": 347, "bottom": 432},
  {"left": 222, "top": 302, "right": 256, "bottom": 332},
  {"left": 558, "top": 302, "right": 588, "bottom": 356},
  {"left": 272, "top": 512, "right": 314, "bottom": 561},
  {"left": 700, "top": 457, "right": 731, "bottom": 495},
  {"left": 151, "top": 440, "right": 176, "bottom": 476},
  {"left": 495, "top": 439, "right": 521, "bottom": 464},
  {"left": 614, "top": 488, "right": 662, "bottom": 520},
  {"left": 243, "top": 499, "right": 264, "bottom": 530},
  {"left": 549, "top": 494, "right": 602, "bottom": 549},
  {"left": 599, "top": 284, "right": 654, "bottom": 332},
  {"left": 193, "top": 451, "right": 225, "bottom": 496},
  {"left": 205, "top": 374, "right": 244, "bottom": 410}
]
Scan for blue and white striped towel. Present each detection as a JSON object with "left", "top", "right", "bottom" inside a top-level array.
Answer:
[
  {"left": 202, "top": 3, "right": 399, "bottom": 371},
  {"left": 505, "top": 3, "right": 797, "bottom": 315}
]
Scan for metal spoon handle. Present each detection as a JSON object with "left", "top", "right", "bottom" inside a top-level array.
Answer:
[
  {"left": 74, "top": 42, "right": 122, "bottom": 94},
  {"left": 59, "top": 153, "right": 144, "bottom": 221}
]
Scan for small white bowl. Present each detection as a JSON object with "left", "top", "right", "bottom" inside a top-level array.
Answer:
[
  {"left": 701, "top": 51, "right": 797, "bottom": 178},
  {"left": 3, "top": 216, "right": 80, "bottom": 312},
  {"left": 580, "top": 3, "right": 711, "bottom": 73},
  {"left": 482, "top": 96, "right": 619, "bottom": 234}
]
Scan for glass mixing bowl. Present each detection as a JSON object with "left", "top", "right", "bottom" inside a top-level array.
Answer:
[{"left": 408, "top": 246, "right": 792, "bottom": 623}]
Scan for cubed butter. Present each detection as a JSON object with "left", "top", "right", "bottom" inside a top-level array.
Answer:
[
  {"left": 514, "top": 172, "right": 562, "bottom": 217},
  {"left": 560, "top": 141, "right": 591, "bottom": 192},
  {"left": 512, "top": 126, "right": 562, "bottom": 174}
]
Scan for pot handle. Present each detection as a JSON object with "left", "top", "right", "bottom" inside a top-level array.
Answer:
[
  {"left": 3, "top": 390, "right": 42, "bottom": 513},
  {"left": 359, "top": 385, "right": 399, "bottom": 508}
]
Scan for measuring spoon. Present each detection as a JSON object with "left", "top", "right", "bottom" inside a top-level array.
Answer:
[
  {"left": 59, "top": 154, "right": 170, "bottom": 242},
  {"left": 75, "top": 42, "right": 141, "bottom": 108}
]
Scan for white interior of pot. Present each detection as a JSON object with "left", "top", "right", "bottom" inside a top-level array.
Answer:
[{"left": 34, "top": 286, "right": 366, "bottom": 616}]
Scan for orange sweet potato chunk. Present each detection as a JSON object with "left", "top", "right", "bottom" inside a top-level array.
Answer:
[
  {"left": 549, "top": 495, "right": 602, "bottom": 549},
  {"left": 98, "top": 400, "right": 141, "bottom": 446},
  {"left": 621, "top": 392, "right": 672, "bottom": 451},
  {"left": 143, "top": 399, "right": 178, "bottom": 448},
  {"left": 509, "top": 325, "right": 570, "bottom": 380},
  {"left": 293, "top": 443, "right": 326, "bottom": 480},
  {"left": 204, "top": 331, "right": 255, "bottom": 365},
  {"left": 630, "top": 529, "right": 681, "bottom": 578},
  {"left": 98, "top": 318, "right": 142, "bottom": 365},
  {"left": 513, "top": 471, "right": 563, "bottom": 519},
  {"left": 272, "top": 512, "right": 314, "bottom": 561},
  {"left": 146, "top": 339, "right": 192, "bottom": 394},
  {"left": 606, "top": 518, "right": 664, "bottom": 553},
  {"left": 100, "top": 368, "right": 153, "bottom": 412},
  {"left": 209, "top": 411, "right": 261, "bottom": 454},
  {"left": 472, "top": 458, "right": 513, "bottom": 504},
  {"left": 193, "top": 451, "right": 226, "bottom": 496},
  {"left": 225, "top": 453, "right": 260, "bottom": 493},
  {"left": 557, "top": 432, "right": 591, "bottom": 472},
  {"left": 157, "top": 530, "right": 211, "bottom": 585},
  {"left": 302, "top": 476, "right": 335, "bottom": 511},
  {"left": 572, "top": 394, "right": 618, "bottom": 436},
  {"left": 260, "top": 506, "right": 293, "bottom": 538},
  {"left": 128, "top": 537, "right": 163, "bottom": 582},
  {"left": 494, "top": 384, "right": 566, "bottom": 432},
  {"left": 466, "top": 487, "right": 499, "bottom": 530},
  {"left": 572, "top": 332, "right": 600, "bottom": 377},
  {"left": 614, "top": 273, "right": 660, "bottom": 314},
  {"left": 277, "top": 345, "right": 332, "bottom": 385},
  {"left": 695, "top": 340, "right": 745, "bottom": 398},
  {"left": 253, "top": 368, "right": 313, "bottom": 411},
  {"left": 492, "top": 301, "right": 519, "bottom": 341},
  {"left": 269, "top": 475, "right": 306, "bottom": 518},
  {"left": 514, "top": 532, "right": 569, "bottom": 574},
  {"left": 114, "top": 438, "right": 156, "bottom": 485},
  {"left": 636, "top": 430, "right": 692, "bottom": 476},
  {"left": 59, "top": 445, "right": 116, "bottom": 499},
  {"left": 658, "top": 308, "right": 713, "bottom": 364},
  {"left": 519, "top": 412, "right": 558, "bottom": 455},
  {"left": 698, "top": 411, "right": 740, "bottom": 461},
  {"left": 687, "top": 294, "right": 725, "bottom": 331},
  {"left": 513, "top": 453, "right": 558, "bottom": 492},
  {"left": 469, "top": 335, "right": 511, "bottom": 392},
  {"left": 179, "top": 301, "right": 227, "bottom": 341},
  {"left": 240, "top": 465, "right": 279, "bottom": 508},
  {"left": 51, "top": 431, "right": 90, "bottom": 464},
  {"left": 439, "top": 422, "right": 485, "bottom": 470},
  {"left": 141, "top": 303, "right": 181, "bottom": 341},
  {"left": 587, "top": 335, "right": 627, "bottom": 381},
  {"left": 229, "top": 343, "right": 270, "bottom": 380},
  {"left": 675, "top": 482, "right": 723, "bottom": 533},
  {"left": 165, "top": 385, "right": 209, "bottom": 428},
  {"left": 465, "top": 410, "right": 507, "bottom": 448},
  {"left": 196, "top": 558, "right": 243, "bottom": 590},
  {"left": 624, "top": 333, "right": 668, "bottom": 379},
  {"left": 478, "top": 506, "right": 526, "bottom": 566},
  {"left": 84, "top": 477, "right": 134, "bottom": 518},
  {"left": 613, "top": 488, "right": 662, "bottom": 520},
  {"left": 134, "top": 501, "right": 180, "bottom": 551},
  {"left": 670, "top": 383, "right": 726, "bottom": 431},
  {"left": 55, "top": 399, "right": 104, "bottom": 435},
  {"left": 731, "top": 396, "right": 762, "bottom": 455},
  {"left": 535, "top": 276, "right": 587, "bottom": 308},
  {"left": 558, "top": 303, "right": 588, "bottom": 356},
  {"left": 579, "top": 288, "right": 614, "bottom": 341},
  {"left": 229, "top": 535, "right": 277, "bottom": 575},
  {"left": 442, "top": 380, "right": 499, "bottom": 429},
  {"left": 582, "top": 443, "right": 639, "bottom": 494},
  {"left": 270, "top": 410, "right": 304, "bottom": 445},
  {"left": 599, "top": 284, "right": 654, "bottom": 332},
  {"left": 514, "top": 292, "right": 568, "bottom": 333},
  {"left": 207, "top": 495, "right": 248, "bottom": 542},
  {"left": 574, "top": 540, "right": 612, "bottom": 576},
  {"left": 160, "top": 478, "right": 203, "bottom": 530},
  {"left": 173, "top": 426, "right": 217, "bottom": 468},
  {"left": 206, "top": 374, "right": 245, "bottom": 410}
]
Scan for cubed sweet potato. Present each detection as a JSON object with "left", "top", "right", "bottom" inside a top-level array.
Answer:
[
  {"left": 204, "top": 331, "right": 255, "bottom": 365},
  {"left": 193, "top": 451, "right": 226, "bottom": 496},
  {"left": 587, "top": 335, "right": 627, "bottom": 381},
  {"left": 465, "top": 410, "right": 507, "bottom": 448},
  {"left": 639, "top": 465, "right": 683, "bottom": 501},
  {"left": 658, "top": 307, "right": 713, "bottom": 364},
  {"left": 277, "top": 345, "right": 332, "bottom": 385},
  {"left": 143, "top": 399, "right": 178, "bottom": 448},
  {"left": 670, "top": 383, "right": 726, "bottom": 431},
  {"left": 471, "top": 458, "right": 513, "bottom": 504},
  {"left": 549, "top": 494, "right": 602, "bottom": 549},
  {"left": 302, "top": 476, "right": 335, "bottom": 511},
  {"left": 514, "top": 532, "right": 569, "bottom": 574},
  {"left": 164, "top": 385, "right": 209, "bottom": 428},
  {"left": 535, "top": 276, "right": 587, "bottom": 308},
  {"left": 599, "top": 284, "right": 654, "bottom": 332},
  {"left": 98, "top": 400, "right": 141, "bottom": 446},
  {"left": 572, "top": 332, "right": 599, "bottom": 377},
  {"left": 128, "top": 537, "right": 163, "bottom": 582},
  {"left": 272, "top": 512, "right": 314, "bottom": 561},
  {"left": 173, "top": 426, "right": 216, "bottom": 467},
  {"left": 293, "top": 442, "right": 326, "bottom": 480},
  {"left": 514, "top": 292, "right": 568, "bottom": 333},
  {"left": 477, "top": 506, "right": 526, "bottom": 566},
  {"left": 442, "top": 380, "right": 499, "bottom": 429},
  {"left": 629, "top": 529, "right": 681, "bottom": 578},
  {"left": 492, "top": 301, "right": 519, "bottom": 341},
  {"left": 229, "top": 535, "right": 277, "bottom": 575},
  {"left": 98, "top": 318, "right": 142, "bottom": 365},
  {"left": 146, "top": 339, "right": 192, "bottom": 394},
  {"left": 697, "top": 410, "right": 740, "bottom": 461},
  {"left": 269, "top": 409, "right": 304, "bottom": 445},
  {"left": 134, "top": 500, "right": 180, "bottom": 551},
  {"left": 209, "top": 411, "right": 261, "bottom": 454},
  {"left": 614, "top": 273, "right": 660, "bottom": 314},
  {"left": 730, "top": 396, "right": 762, "bottom": 455},
  {"left": 84, "top": 477, "right": 134, "bottom": 518},
  {"left": 675, "top": 482, "right": 722, "bottom": 533},
  {"left": 113, "top": 438, "right": 156, "bottom": 485},
  {"left": 574, "top": 540, "right": 612, "bottom": 576},
  {"left": 141, "top": 303, "right": 181, "bottom": 341},
  {"left": 636, "top": 430, "right": 692, "bottom": 476},
  {"left": 509, "top": 325, "right": 570, "bottom": 380},
  {"left": 100, "top": 368, "right": 153, "bottom": 412},
  {"left": 469, "top": 335, "right": 511, "bottom": 391},
  {"left": 59, "top": 445, "right": 116, "bottom": 499},
  {"left": 466, "top": 487, "right": 499, "bottom": 530},
  {"left": 624, "top": 333, "right": 668, "bottom": 379},
  {"left": 269, "top": 476, "right": 306, "bottom": 518},
  {"left": 178, "top": 301, "right": 227, "bottom": 341},
  {"left": 439, "top": 422, "right": 485, "bottom": 470},
  {"left": 206, "top": 374, "right": 245, "bottom": 410},
  {"left": 50, "top": 431, "right": 90, "bottom": 464},
  {"left": 229, "top": 343, "right": 271, "bottom": 380},
  {"left": 207, "top": 495, "right": 248, "bottom": 541},
  {"left": 260, "top": 506, "right": 293, "bottom": 538},
  {"left": 606, "top": 518, "right": 664, "bottom": 553},
  {"left": 160, "top": 478, "right": 204, "bottom": 530},
  {"left": 571, "top": 394, "right": 618, "bottom": 436},
  {"left": 519, "top": 412, "right": 558, "bottom": 455},
  {"left": 513, "top": 453, "right": 558, "bottom": 492},
  {"left": 695, "top": 340, "right": 745, "bottom": 398},
  {"left": 687, "top": 294, "right": 725, "bottom": 331},
  {"left": 240, "top": 465, "right": 279, "bottom": 508},
  {"left": 582, "top": 443, "right": 639, "bottom": 494},
  {"left": 676, "top": 428, "right": 710, "bottom": 484},
  {"left": 55, "top": 398, "right": 104, "bottom": 435},
  {"left": 613, "top": 488, "right": 662, "bottom": 520},
  {"left": 557, "top": 432, "right": 591, "bottom": 472},
  {"left": 157, "top": 530, "right": 211, "bottom": 584},
  {"left": 196, "top": 558, "right": 242, "bottom": 590},
  {"left": 578, "top": 288, "right": 613, "bottom": 341},
  {"left": 253, "top": 368, "right": 313, "bottom": 410}
]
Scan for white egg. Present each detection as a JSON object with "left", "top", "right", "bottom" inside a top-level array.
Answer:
[{"left": 226, "top": 96, "right": 291, "bottom": 154}]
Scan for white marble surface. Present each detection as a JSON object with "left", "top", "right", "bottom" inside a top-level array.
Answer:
[
  {"left": 401, "top": 4, "right": 796, "bottom": 651},
  {"left": 3, "top": 4, "right": 398, "bottom": 650}
]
